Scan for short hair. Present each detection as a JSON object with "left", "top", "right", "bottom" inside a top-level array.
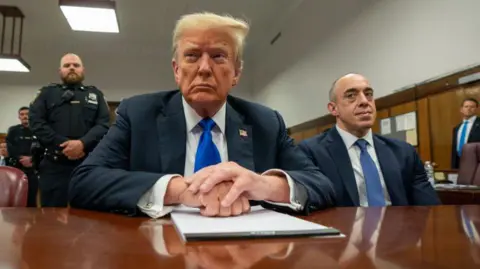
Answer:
[
  {"left": 18, "top": 106, "right": 29, "bottom": 112},
  {"left": 172, "top": 12, "right": 249, "bottom": 69},
  {"left": 462, "top": 97, "right": 479, "bottom": 107},
  {"left": 329, "top": 78, "right": 340, "bottom": 102}
]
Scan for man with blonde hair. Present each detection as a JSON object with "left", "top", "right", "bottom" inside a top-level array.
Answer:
[{"left": 69, "top": 12, "right": 335, "bottom": 217}]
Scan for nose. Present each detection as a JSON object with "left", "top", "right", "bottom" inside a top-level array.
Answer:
[
  {"left": 357, "top": 92, "right": 369, "bottom": 106},
  {"left": 197, "top": 53, "right": 212, "bottom": 77}
]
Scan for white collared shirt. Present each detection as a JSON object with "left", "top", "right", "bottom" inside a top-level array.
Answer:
[
  {"left": 335, "top": 125, "right": 392, "bottom": 207},
  {"left": 138, "top": 97, "right": 300, "bottom": 218},
  {"left": 457, "top": 116, "right": 477, "bottom": 152}
]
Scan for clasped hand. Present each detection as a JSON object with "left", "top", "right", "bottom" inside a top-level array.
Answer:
[
  {"left": 178, "top": 162, "right": 274, "bottom": 217},
  {"left": 60, "top": 140, "right": 85, "bottom": 160}
]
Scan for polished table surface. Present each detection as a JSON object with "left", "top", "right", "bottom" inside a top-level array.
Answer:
[{"left": 1, "top": 205, "right": 479, "bottom": 269}]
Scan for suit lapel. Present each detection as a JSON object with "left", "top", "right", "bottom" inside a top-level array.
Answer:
[
  {"left": 157, "top": 92, "right": 186, "bottom": 175},
  {"left": 225, "top": 102, "right": 254, "bottom": 171},
  {"left": 326, "top": 128, "right": 360, "bottom": 206},
  {"left": 373, "top": 135, "right": 406, "bottom": 205},
  {"left": 467, "top": 117, "right": 480, "bottom": 142}
]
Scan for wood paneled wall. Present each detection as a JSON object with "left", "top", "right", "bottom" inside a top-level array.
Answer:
[{"left": 289, "top": 65, "right": 480, "bottom": 170}]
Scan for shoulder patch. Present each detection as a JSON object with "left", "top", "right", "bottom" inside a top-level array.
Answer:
[{"left": 30, "top": 90, "right": 42, "bottom": 104}]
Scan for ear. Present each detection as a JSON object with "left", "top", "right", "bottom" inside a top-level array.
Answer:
[
  {"left": 328, "top": 102, "right": 338, "bottom": 116},
  {"left": 232, "top": 65, "right": 242, "bottom": 87},
  {"left": 172, "top": 59, "right": 180, "bottom": 85}
]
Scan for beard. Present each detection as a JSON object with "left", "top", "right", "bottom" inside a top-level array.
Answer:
[{"left": 62, "top": 72, "right": 84, "bottom": 85}]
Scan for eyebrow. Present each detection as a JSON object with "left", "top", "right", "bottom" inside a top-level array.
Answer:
[{"left": 344, "top": 87, "right": 374, "bottom": 93}]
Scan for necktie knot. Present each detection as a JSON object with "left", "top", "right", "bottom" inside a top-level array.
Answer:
[
  {"left": 199, "top": 118, "right": 216, "bottom": 132},
  {"left": 464, "top": 120, "right": 469, "bottom": 125},
  {"left": 355, "top": 139, "right": 369, "bottom": 151}
]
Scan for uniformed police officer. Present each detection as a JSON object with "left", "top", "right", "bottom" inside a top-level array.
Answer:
[
  {"left": 29, "top": 53, "right": 110, "bottom": 207},
  {"left": 6, "top": 106, "right": 38, "bottom": 207}
]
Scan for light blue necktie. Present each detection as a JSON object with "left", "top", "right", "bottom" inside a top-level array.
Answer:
[
  {"left": 194, "top": 118, "right": 221, "bottom": 172},
  {"left": 0, "top": 157, "right": 5, "bottom": 166},
  {"left": 457, "top": 120, "right": 469, "bottom": 156},
  {"left": 355, "top": 139, "right": 386, "bottom": 207}
]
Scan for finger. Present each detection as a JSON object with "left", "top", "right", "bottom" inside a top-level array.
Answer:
[
  {"left": 199, "top": 191, "right": 217, "bottom": 209},
  {"left": 187, "top": 173, "right": 209, "bottom": 194},
  {"left": 219, "top": 205, "right": 231, "bottom": 217},
  {"left": 218, "top": 183, "right": 233, "bottom": 216},
  {"left": 199, "top": 168, "right": 235, "bottom": 193},
  {"left": 221, "top": 180, "right": 246, "bottom": 207},
  {"left": 203, "top": 198, "right": 220, "bottom": 217},
  {"left": 60, "top": 141, "right": 69, "bottom": 147},
  {"left": 241, "top": 196, "right": 250, "bottom": 213},
  {"left": 231, "top": 197, "right": 243, "bottom": 216}
]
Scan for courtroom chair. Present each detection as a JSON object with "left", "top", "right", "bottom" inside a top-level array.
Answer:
[
  {"left": 0, "top": 166, "right": 28, "bottom": 207},
  {"left": 458, "top": 143, "right": 480, "bottom": 186}
]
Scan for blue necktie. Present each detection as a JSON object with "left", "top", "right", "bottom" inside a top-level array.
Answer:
[
  {"left": 457, "top": 120, "right": 469, "bottom": 156},
  {"left": 194, "top": 118, "right": 221, "bottom": 172},
  {"left": 355, "top": 139, "right": 386, "bottom": 207}
]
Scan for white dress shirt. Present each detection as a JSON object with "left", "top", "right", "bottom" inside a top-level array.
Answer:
[
  {"left": 457, "top": 116, "right": 477, "bottom": 153},
  {"left": 336, "top": 125, "right": 392, "bottom": 207},
  {"left": 137, "top": 97, "right": 301, "bottom": 218}
]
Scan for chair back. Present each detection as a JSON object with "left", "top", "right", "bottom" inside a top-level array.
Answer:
[{"left": 0, "top": 166, "right": 28, "bottom": 207}]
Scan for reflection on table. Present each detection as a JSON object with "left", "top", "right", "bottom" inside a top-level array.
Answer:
[{"left": 0, "top": 205, "right": 479, "bottom": 269}]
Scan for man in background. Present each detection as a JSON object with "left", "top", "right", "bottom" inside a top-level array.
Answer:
[
  {"left": 29, "top": 53, "right": 110, "bottom": 207},
  {"left": 299, "top": 73, "right": 439, "bottom": 207},
  {"left": 0, "top": 142, "right": 10, "bottom": 166},
  {"left": 6, "top": 106, "right": 38, "bottom": 207},
  {"left": 451, "top": 98, "right": 480, "bottom": 169}
]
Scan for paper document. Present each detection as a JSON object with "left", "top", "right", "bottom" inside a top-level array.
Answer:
[
  {"left": 404, "top": 112, "right": 417, "bottom": 130},
  {"left": 395, "top": 115, "right": 405, "bottom": 131},
  {"left": 171, "top": 206, "right": 341, "bottom": 242},
  {"left": 380, "top": 118, "right": 391, "bottom": 135}
]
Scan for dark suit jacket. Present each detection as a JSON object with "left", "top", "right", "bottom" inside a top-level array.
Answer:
[
  {"left": 298, "top": 127, "right": 440, "bottom": 207},
  {"left": 69, "top": 90, "right": 335, "bottom": 215},
  {"left": 451, "top": 117, "right": 480, "bottom": 169}
]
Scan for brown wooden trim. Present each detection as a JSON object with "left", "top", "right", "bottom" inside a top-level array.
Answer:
[
  {"left": 289, "top": 115, "right": 336, "bottom": 134},
  {"left": 108, "top": 101, "right": 120, "bottom": 106},
  {"left": 288, "top": 64, "right": 480, "bottom": 133},
  {"left": 376, "top": 88, "right": 417, "bottom": 111}
]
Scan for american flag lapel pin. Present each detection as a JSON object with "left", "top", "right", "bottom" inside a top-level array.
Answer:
[{"left": 239, "top": 129, "right": 248, "bottom": 137}]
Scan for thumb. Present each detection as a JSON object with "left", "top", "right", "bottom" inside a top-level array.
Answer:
[{"left": 60, "top": 141, "right": 69, "bottom": 147}]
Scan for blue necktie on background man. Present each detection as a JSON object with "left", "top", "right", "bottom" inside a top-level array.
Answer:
[
  {"left": 355, "top": 139, "right": 386, "bottom": 207},
  {"left": 194, "top": 118, "right": 221, "bottom": 172},
  {"left": 457, "top": 120, "right": 469, "bottom": 156}
]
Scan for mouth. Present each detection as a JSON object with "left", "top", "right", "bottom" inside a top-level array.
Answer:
[
  {"left": 192, "top": 84, "right": 215, "bottom": 91},
  {"left": 356, "top": 111, "right": 372, "bottom": 116}
]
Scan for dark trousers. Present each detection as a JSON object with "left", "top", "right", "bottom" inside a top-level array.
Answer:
[
  {"left": 38, "top": 159, "right": 79, "bottom": 207},
  {"left": 24, "top": 169, "right": 38, "bottom": 207}
]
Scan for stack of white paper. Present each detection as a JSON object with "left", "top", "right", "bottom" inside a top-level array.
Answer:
[{"left": 171, "top": 206, "right": 341, "bottom": 241}]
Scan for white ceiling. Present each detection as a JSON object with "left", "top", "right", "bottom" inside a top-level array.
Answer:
[{"left": 0, "top": 0, "right": 297, "bottom": 94}]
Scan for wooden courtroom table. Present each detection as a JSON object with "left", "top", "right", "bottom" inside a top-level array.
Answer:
[
  {"left": 436, "top": 188, "right": 480, "bottom": 205},
  {"left": 0, "top": 205, "right": 479, "bottom": 269}
]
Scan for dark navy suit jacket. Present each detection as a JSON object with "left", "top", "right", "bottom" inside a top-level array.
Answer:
[
  {"left": 298, "top": 127, "right": 440, "bottom": 207},
  {"left": 451, "top": 117, "right": 480, "bottom": 169},
  {"left": 69, "top": 90, "right": 335, "bottom": 215}
]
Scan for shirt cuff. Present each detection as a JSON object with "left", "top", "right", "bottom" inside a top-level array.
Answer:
[
  {"left": 137, "top": 174, "right": 182, "bottom": 218},
  {"left": 261, "top": 169, "right": 303, "bottom": 211}
]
